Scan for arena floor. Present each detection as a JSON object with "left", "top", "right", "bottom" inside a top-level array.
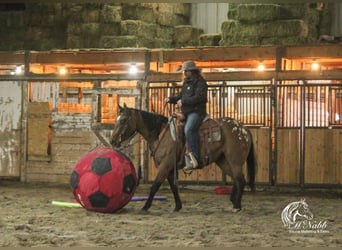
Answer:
[{"left": 0, "top": 181, "right": 341, "bottom": 247}]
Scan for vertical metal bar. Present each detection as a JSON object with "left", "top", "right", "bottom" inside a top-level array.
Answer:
[{"left": 299, "top": 80, "right": 306, "bottom": 188}]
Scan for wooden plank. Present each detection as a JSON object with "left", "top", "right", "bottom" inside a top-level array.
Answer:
[
  {"left": 147, "top": 70, "right": 342, "bottom": 83},
  {"left": 29, "top": 50, "right": 148, "bottom": 64},
  {"left": 250, "top": 127, "right": 270, "bottom": 183},
  {"left": 27, "top": 102, "right": 50, "bottom": 157},
  {"left": 0, "top": 52, "right": 25, "bottom": 64},
  {"left": 277, "top": 129, "right": 300, "bottom": 184},
  {"left": 305, "top": 128, "right": 342, "bottom": 184},
  {"left": 150, "top": 46, "right": 278, "bottom": 62},
  {"left": 284, "top": 45, "right": 342, "bottom": 59}
]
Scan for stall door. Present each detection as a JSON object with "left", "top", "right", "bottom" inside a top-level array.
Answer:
[{"left": 0, "top": 81, "right": 22, "bottom": 178}]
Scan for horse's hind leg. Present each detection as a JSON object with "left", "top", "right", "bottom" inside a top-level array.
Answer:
[
  {"left": 216, "top": 156, "right": 245, "bottom": 212},
  {"left": 167, "top": 169, "right": 182, "bottom": 212},
  {"left": 230, "top": 174, "right": 246, "bottom": 212}
]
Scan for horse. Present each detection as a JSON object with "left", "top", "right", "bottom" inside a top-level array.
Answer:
[
  {"left": 281, "top": 199, "right": 314, "bottom": 228},
  {"left": 110, "top": 104, "right": 256, "bottom": 213}
]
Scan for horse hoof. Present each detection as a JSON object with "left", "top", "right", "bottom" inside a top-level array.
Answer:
[
  {"left": 231, "top": 208, "right": 241, "bottom": 213},
  {"left": 139, "top": 208, "right": 149, "bottom": 214}
]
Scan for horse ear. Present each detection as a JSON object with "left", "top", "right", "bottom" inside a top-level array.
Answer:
[
  {"left": 118, "top": 104, "right": 123, "bottom": 111},
  {"left": 123, "top": 103, "right": 127, "bottom": 108}
]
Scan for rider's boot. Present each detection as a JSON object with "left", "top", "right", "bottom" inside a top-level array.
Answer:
[{"left": 184, "top": 152, "right": 198, "bottom": 171}]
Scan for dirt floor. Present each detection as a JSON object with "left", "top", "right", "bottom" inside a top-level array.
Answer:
[{"left": 0, "top": 180, "right": 341, "bottom": 247}]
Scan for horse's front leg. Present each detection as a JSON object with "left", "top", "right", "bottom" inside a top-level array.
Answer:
[
  {"left": 141, "top": 179, "right": 162, "bottom": 212},
  {"left": 167, "top": 169, "right": 182, "bottom": 212},
  {"left": 141, "top": 164, "right": 169, "bottom": 212}
]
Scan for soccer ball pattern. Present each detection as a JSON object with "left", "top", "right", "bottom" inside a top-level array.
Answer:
[{"left": 70, "top": 147, "right": 137, "bottom": 213}]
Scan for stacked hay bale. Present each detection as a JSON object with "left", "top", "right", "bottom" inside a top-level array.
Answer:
[
  {"left": 21, "top": 3, "right": 66, "bottom": 50},
  {"left": 67, "top": 3, "right": 103, "bottom": 48},
  {"left": 67, "top": 3, "right": 192, "bottom": 49},
  {"left": 220, "top": 3, "right": 331, "bottom": 46}
]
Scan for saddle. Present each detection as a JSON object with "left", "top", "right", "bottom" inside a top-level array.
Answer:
[{"left": 170, "top": 107, "right": 222, "bottom": 168}]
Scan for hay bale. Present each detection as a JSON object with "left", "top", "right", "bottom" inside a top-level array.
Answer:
[
  {"left": 237, "top": 4, "right": 283, "bottom": 22},
  {"left": 67, "top": 23, "right": 81, "bottom": 35},
  {"left": 99, "top": 35, "right": 137, "bottom": 48},
  {"left": 268, "top": 20, "right": 308, "bottom": 37},
  {"left": 174, "top": 25, "right": 203, "bottom": 44},
  {"left": 66, "top": 35, "right": 82, "bottom": 48},
  {"left": 136, "top": 4, "right": 156, "bottom": 23},
  {"left": 173, "top": 3, "right": 191, "bottom": 16},
  {"left": 157, "top": 11, "right": 175, "bottom": 26},
  {"left": 121, "top": 20, "right": 156, "bottom": 37},
  {"left": 261, "top": 36, "right": 306, "bottom": 45},
  {"left": 219, "top": 36, "right": 260, "bottom": 46},
  {"left": 100, "top": 5, "right": 122, "bottom": 23},
  {"left": 199, "top": 33, "right": 221, "bottom": 46},
  {"left": 80, "top": 23, "right": 100, "bottom": 47},
  {"left": 121, "top": 3, "right": 138, "bottom": 20},
  {"left": 80, "top": 22, "right": 100, "bottom": 37},
  {"left": 81, "top": 9, "right": 100, "bottom": 23},
  {"left": 155, "top": 25, "right": 174, "bottom": 40},
  {"left": 153, "top": 38, "right": 173, "bottom": 48},
  {"left": 100, "top": 23, "right": 121, "bottom": 36},
  {"left": 221, "top": 19, "right": 308, "bottom": 39}
]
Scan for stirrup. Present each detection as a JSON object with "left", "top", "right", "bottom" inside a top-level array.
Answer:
[{"left": 183, "top": 153, "right": 198, "bottom": 171}]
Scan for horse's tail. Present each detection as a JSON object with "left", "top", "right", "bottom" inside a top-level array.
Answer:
[{"left": 247, "top": 131, "right": 257, "bottom": 193}]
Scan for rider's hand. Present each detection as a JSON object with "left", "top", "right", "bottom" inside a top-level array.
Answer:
[
  {"left": 164, "top": 97, "right": 169, "bottom": 105},
  {"left": 177, "top": 99, "right": 182, "bottom": 108}
]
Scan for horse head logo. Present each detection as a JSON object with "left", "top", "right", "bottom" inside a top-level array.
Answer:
[{"left": 281, "top": 199, "right": 314, "bottom": 228}]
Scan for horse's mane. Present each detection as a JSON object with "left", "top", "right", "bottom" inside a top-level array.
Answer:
[
  {"left": 281, "top": 199, "right": 307, "bottom": 228},
  {"left": 132, "top": 108, "right": 168, "bottom": 138}
]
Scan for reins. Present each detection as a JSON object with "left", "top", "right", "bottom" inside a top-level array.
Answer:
[{"left": 164, "top": 103, "right": 179, "bottom": 185}]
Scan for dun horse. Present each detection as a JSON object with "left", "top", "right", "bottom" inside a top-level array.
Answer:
[{"left": 111, "top": 104, "right": 256, "bottom": 212}]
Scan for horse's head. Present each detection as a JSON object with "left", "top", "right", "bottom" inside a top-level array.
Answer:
[
  {"left": 281, "top": 198, "right": 314, "bottom": 228},
  {"left": 296, "top": 199, "right": 313, "bottom": 221},
  {"left": 110, "top": 104, "right": 137, "bottom": 148}
]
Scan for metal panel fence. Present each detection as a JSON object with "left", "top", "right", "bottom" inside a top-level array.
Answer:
[
  {"left": 148, "top": 80, "right": 342, "bottom": 186},
  {"left": 148, "top": 82, "right": 271, "bottom": 127}
]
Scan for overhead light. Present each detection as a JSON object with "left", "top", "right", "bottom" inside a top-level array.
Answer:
[
  {"left": 59, "top": 67, "right": 67, "bottom": 75},
  {"left": 311, "top": 60, "right": 320, "bottom": 71},
  {"left": 14, "top": 65, "right": 23, "bottom": 75},
  {"left": 257, "top": 62, "right": 265, "bottom": 71},
  {"left": 129, "top": 64, "right": 138, "bottom": 74}
]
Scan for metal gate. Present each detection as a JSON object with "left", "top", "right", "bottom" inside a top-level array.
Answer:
[
  {"left": 148, "top": 79, "right": 342, "bottom": 186},
  {"left": 148, "top": 81, "right": 272, "bottom": 184},
  {"left": 275, "top": 80, "right": 342, "bottom": 187}
]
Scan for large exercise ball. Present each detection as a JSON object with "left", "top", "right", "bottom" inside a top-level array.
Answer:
[{"left": 70, "top": 147, "right": 137, "bottom": 213}]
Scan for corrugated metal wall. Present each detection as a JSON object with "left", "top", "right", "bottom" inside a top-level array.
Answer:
[{"left": 190, "top": 3, "right": 228, "bottom": 34}]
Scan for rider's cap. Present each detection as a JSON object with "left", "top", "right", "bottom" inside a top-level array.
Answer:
[{"left": 177, "top": 61, "right": 199, "bottom": 72}]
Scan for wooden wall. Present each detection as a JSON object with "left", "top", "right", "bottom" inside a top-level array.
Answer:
[
  {"left": 26, "top": 130, "right": 98, "bottom": 183},
  {"left": 148, "top": 127, "right": 271, "bottom": 185},
  {"left": 276, "top": 129, "right": 300, "bottom": 184},
  {"left": 305, "top": 128, "right": 342, "bottom": 184},
  {"left": 276, "top": 128, "right": 342, "bottom": 186}
]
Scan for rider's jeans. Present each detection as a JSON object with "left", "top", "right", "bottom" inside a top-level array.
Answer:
[{"left": 184, "top": 112, "right": 203, "bottom": 160}]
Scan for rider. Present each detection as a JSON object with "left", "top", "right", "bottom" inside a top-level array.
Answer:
[{"left": 165, "top": 61, "right": 208, "bottom": 171}]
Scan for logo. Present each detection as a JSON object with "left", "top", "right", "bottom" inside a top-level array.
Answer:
[{"left": 281, "top": 199, "right": 329, "bottom": 233}]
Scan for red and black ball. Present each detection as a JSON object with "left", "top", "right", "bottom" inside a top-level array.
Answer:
[{"left": 70, "top": 147, "right": 137, "bottom": 213}]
